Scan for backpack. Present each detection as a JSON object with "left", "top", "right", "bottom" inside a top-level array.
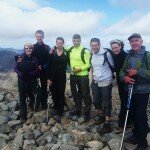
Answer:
[
  {"left": 66, "top": 46, "right": 91, "bottom": 71},
  {"left": 103, "top": 48, "right": 116, "bottom": 79}
]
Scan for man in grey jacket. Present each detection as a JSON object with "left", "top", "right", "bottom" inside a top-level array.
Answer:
[
  {"left": 90, "top": 38, "right": 114, "bottom": 134},
  {"left": 120, "top": 33, "right": 150, "bottom": 150}
]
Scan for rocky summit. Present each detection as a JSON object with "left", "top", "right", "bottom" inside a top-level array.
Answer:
[{"left": 0, "top": 88, "right": 150, "bottom": 150}]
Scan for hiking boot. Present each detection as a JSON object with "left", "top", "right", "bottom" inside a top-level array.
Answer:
[
  {"left": 113, "top": 127, "right": 123, "bottom": 134},
  {"left": 125, "top": 135, "right": 137, "bottom": 145},
  {"left": 94, "top": 116, "right": 105, "bottom": 125},
  {"left": 69, "top": 109, "right": 81, "bottom": 117},
  {"left": 96, "top": 122, "right": 112, "bottom": 134}
]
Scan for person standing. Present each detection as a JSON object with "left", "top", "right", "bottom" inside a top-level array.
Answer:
[
  {"left": 47, "top": 37, "right": 67, "bottom": 123},
  {"left": 14, "top": 43, "right": 40, "bottom": 123},
  {"left": 33, "top": 30, "right": 50, "bottom": 110},
  {"left": 69, "top": 34, "right": 92, "bottom": 122},
  {"left": 90, "top": 38, "right": 114, "bottom": 134},
  {"left": 110, "top": 39, "right": 132, "bottom": 133},
  {"left": 120, "top": 33, "right": 150, "bottom": 150}
]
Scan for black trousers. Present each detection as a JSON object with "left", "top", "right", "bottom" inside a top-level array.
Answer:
[
  {"left": 51, "top": 77, "right": 66, "bottom": 116},
  {"left": 130, "top": 93, "right": 149, "bottom": 147},
  {"left": 70, "top": 74, "right": 92, "bottom": 114},
  {"left": 39, "top": 72, "right": 48, "bottom": 108},
  {"left": 117, "top": 81, "right": 132, "bottom": 127},
  {"left": 18, "top": 79, "right": 41, "bottom": 120}
]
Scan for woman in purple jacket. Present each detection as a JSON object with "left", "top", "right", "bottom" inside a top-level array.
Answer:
[{"left": 14, "top": 43, "right": 40, "bottom": 123}]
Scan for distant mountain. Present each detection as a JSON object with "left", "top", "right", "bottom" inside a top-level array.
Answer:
[
  {"left": 0, "top": 47, "right": 22, "bottom": 53},
  {"left": 0, "top": 50, "right": 18, "bottom": 72}
]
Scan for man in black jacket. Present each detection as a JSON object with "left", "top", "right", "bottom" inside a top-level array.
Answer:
[{"left": 33, "top": 30, "right": 51, "bottom": 110}]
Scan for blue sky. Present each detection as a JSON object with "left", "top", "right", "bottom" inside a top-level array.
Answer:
[{"left": 0, "top": 0, "right": 150, "bottom": 50}]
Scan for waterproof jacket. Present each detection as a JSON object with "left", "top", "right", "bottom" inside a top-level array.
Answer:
[
  {"left": 120, "top": 46, "right": 150, "bottom": 93},
  {"left": 67, "top": 45, "right": 91, "bottom": 76},
  {"left": 14, "top": 54, "right": 39, "bottom": 81}
]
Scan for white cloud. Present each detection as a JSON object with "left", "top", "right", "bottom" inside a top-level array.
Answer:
[
  {"left": 1, "top": 0, "right": 40, "bottom": 10},
  {"left": 101, "top": 11, "right": 150, "bottom": 50},
  {"left": 108, "top": 0, "right": 150, "bottom": 9},
  {"left": 0, "top": 0, "right": 104, "bottom": 48}
]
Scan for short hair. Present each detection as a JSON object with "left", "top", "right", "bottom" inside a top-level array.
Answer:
[
  {"left": 24, "top": 43, "right": 33, "bottom": 50},
  {"left": 56, "top": 37, "right": 64, "bottom": 43},
  {"left": 35, "top": 30, "right": 44, "bottom": 36},
  {"left": 90, "top": 38, "right": 100, "bottom": 44},
  {"left": 72, "top": 34, "right": 81, "bottom": 39},
  {"left": 110, "top": 39, "right": 124, "bottom": 49}
]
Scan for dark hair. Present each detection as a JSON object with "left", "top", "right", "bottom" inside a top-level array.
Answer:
[
  {"left": 56, "top": 37, "right": 64, "bottom": 43},
  {"left": 110, "top": 39, "right": 124, "bottom": 49},
  {"left": 35, "top": 30, "right": 44, "bottom": 36},
  {"left": 72, "top": 34, "right": 81, "bottom": 39},
  {"left": 90, "top": 38, "right": 100, "bottom": 44}
]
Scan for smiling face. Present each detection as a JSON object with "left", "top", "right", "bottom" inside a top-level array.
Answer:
[
  {"left": 111, "top": 43, "right": 121, "bottom": 55},
  {"left": 35, "top": 33, "right": 44, "bottom": 43},
  {"left": 129, "top": 37, "right": 143, "bottom": 51},
  {"left": 56, "top": 39, "right": 64, "bottom": 49},
  {"left": 90, "top": 41, "right": 100, "bottom": 53},
  {"left": 24, "top": 44, "right": 33, "bottom": 56},
  {"left": 72, "top": 38, "right": 81, "bottom": 47}
]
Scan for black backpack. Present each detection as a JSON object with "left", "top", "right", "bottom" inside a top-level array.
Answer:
[
  {"left": 103, "top": 48, "right": 116, "bottom": 79},
  {"left": 66, "top": 46, "right": 91, "bottom": 71}
]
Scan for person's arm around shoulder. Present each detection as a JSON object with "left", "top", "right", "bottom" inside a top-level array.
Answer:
[{"left": 80, "top": 49, "right": 91, "bottom": 71}]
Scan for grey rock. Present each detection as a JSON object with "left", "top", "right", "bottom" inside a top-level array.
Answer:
[
  {"left": 4, "top": 112, "right": 18, "bottom": 120},
  {"left": 60, "top": 144, "right": 79, "bottom": 150},
  {"left": 13, "top": 133, "right": 24, "bottom": 147},
  {"left": 7, "top": 101, "right": 17, "bottom": 111},
  {"left": 48, "top": 117, "right": 56, "bottom": 125},
  {"left": 23, "top": 140, "right": 36, "bottom": 150},
  {"left": 0, "top": 124, "right": 11, "bottom": 134},
  {"left": 108, "top": 138, "right": 121, "bottom": 150},
  {"left": 102, "top": 146, "right": 110, "bottom": 150},
  {"left": 74, "top": 125, "right": 91, "bottom": 132},
  {"left": 24, "top": 129, "right": 34, "bottom": 140},
  {"left": 7, "top": 120, "right": 21, "bottom": 127},
  {"left": 0, "top": 137, "right": 6, "bottom": 149},
  {"left": 37, "top": 138, "right": 47, "bottom": 146},
  {"left": 51, "top": 123, "right": 62, "bottom": 136},
  {"left": 0, "top": 133, "right": 9, "bottom": 140},
  {"left": 147, "top": 133, "right": 150, "bottom": 146},
  {"left": 51, "top": 141, "right": 62, "bottom": 150},
  {"left": 9, "top": 132, "right": 17, "bottom": 140},
  {"left": 36, "top": 130, "right": 52, "bottom": 144},
  {"left": 2, "top": 142, "right": 20, "bottom": 150},
  {"left": 0, "top": 115, "right": 9, "bottom": 124},
  {"left": 78, "top": 117, "right": 85, "bottom": 124},
  {"left": 32, "top": 110, "right": 47, "bottom": 123},
  {"left": 71, "top": 129, "right": 92, "bottom": 145},
  {"left": 32, "top": 129, "right": 42, "bottom": 139},
  {"left": 0, "top": 102, "right": 8, "bottom": 111},
  {"left": 124, "top": 143, "right": 137, "bottom": 150},
  {"left": 61, "top": 133, "right": 74, "bottom": 143},
  {"left": 0, "top": 93, "right": 4, "bottom": 102},
  {"left": 36, "top": 146, "right": 49, "bottom": 150},
  {"left": 86, "top": 141, "right": 104, "bottom": 150},
  {"left": 72, "top": 115, "right": 78, "bottom": 121}
]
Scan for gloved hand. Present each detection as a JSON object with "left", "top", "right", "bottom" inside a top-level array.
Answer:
[
  {"left": 124, "top": 76, "right": 135, "bottom": 84},
  {"left": 128, "top": 69, "right": 137, "bottom": 77}
]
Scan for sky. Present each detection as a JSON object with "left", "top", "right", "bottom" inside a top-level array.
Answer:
[{"left": 0, "top": 0, "right": 150, "bottom": 50}]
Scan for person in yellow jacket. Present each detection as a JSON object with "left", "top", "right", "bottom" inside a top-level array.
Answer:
[{"left": 68, "top": 34, "right": 92, "bottom": 122}]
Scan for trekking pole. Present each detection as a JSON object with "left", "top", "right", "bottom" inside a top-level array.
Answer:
[
  {"left": 119, "top": 84, "right": 134, "bottom": 150},
  {"left": 46, "top": 86, "right": 51, "bottom": 123}
]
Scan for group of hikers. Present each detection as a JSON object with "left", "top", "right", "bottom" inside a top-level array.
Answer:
[{"left": 14, "top": 30, "right": 150, "bottom": 150}]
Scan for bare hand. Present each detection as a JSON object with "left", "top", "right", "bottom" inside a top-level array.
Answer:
[
  {"left": 47, "top": 80, "right": 52, "bottom": 86},
  {"left": 124, "top": 76, "right": 135, "bottom": 84},
  {"left": 128, "top": 69, "right": 137, "bottom": 77},
  {"left": 73, "top": 67, "right": 82, "bottom": 74},
  {"left": 38, "top": 65, "right": 42, "bottom": 70}
]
